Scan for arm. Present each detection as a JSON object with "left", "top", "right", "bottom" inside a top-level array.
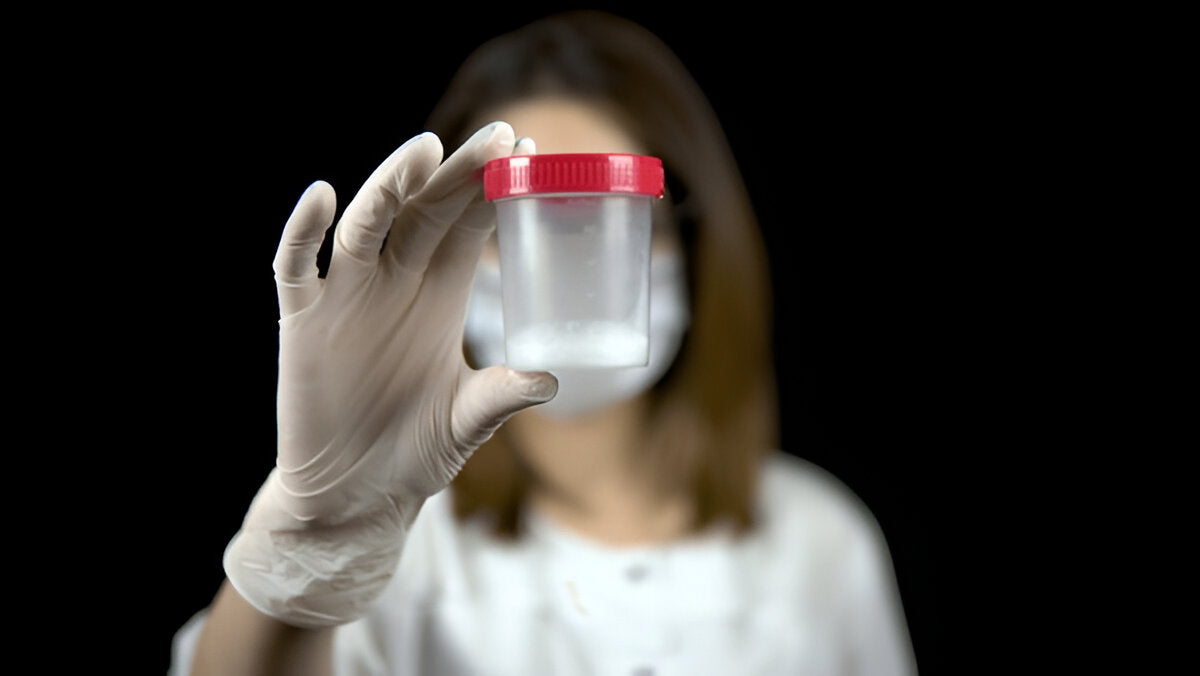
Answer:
[
  {"left": 191, "top": 580, "right": 334, "bottom": 676},
  {"left": 183, "top": 126, "right": 554, "bottom": 673}
]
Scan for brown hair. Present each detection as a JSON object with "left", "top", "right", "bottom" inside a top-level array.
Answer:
[{"left": 427, "top": 10, "right": 778, "bottom": 538}]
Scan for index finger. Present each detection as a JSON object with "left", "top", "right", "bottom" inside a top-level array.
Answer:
[
  {"left": 382, "top": 122, "right": 516, "bottom": 271},
  {"left": 329, "top": 133, "right": 444, "bottom": 274}
]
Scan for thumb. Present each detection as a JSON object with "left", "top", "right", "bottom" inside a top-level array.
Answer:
[{"left": 452, "top": 366, "right": 558, "bottom": 449}]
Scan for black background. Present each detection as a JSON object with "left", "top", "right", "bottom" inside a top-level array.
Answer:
[{"left": 87, "top": 6, "right": 1030, "bottom": 673}]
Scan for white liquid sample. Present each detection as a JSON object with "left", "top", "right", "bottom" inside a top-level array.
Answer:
[{"left": 506, "top": 320, "right": 649, "bottom": 370}]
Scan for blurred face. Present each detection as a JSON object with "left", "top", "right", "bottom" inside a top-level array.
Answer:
[{"left": 489, "top": 95, "right": 648, "bottom": 155}]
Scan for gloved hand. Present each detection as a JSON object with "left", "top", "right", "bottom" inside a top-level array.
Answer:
[{"left": 223, "top": 123, "right": 556, "bottom": 628}]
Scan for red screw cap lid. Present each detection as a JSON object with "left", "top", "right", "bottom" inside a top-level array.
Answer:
[{"left": 484, "top": 153, "right": 664, "bottom": 201}]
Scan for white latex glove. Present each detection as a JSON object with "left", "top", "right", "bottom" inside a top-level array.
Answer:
[{"left": 223, "top": 123, "right": 555, "bottom": 628}]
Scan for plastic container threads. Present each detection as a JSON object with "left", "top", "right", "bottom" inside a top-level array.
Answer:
[{"left": 483, "top": 153, "right": 665, "bottom": 370}]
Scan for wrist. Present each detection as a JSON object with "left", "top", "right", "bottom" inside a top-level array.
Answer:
[{"left": 222, "top": 471, "right": 424, "bottom": 628}]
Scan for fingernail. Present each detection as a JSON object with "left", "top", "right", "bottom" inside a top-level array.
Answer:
[{"left": 512, "top": 370, "right": 558, "bottom": 402}]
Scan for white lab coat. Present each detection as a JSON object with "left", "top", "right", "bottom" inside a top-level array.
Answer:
[{"left": 171, "top": 452, "right": 917, "bottom": 675}]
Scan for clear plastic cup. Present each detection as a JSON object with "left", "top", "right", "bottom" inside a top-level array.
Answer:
[{"left": 483, "top": 153, "right": 664, "bottom": 370}]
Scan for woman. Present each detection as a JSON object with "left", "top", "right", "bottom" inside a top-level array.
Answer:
[{"left": 172, "top": 11, "right": 916, "bottom": 675}]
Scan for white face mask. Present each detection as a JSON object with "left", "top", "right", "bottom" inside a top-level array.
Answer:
[{"left": 464, "top": 251, "right": 690, "bottom": 419}]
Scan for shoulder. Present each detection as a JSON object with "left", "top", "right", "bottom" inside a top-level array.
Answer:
[
  {"left": 757, "top": 451, "right": 874, "bottom": 521},
  {"left": 752, "top": 453, "right": 917, "bottom": 671},
  {"left": 752, "top": 451, "right": 891, "bottom": 565}
]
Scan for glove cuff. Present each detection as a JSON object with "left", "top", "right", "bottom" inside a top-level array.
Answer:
[{"left": 222, "top": 471, "right": 421, "bottom": 628}]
